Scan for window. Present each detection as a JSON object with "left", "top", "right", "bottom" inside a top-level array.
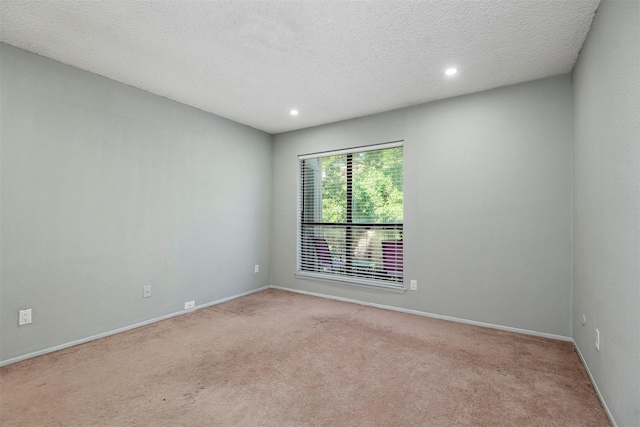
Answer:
[{"left": 297, "top": 142, "right": 404, "bottom": 291}]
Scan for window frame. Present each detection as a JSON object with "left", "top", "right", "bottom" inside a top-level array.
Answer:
[{"left": 296, "top": 141, "right": 405, "bottom": 293}]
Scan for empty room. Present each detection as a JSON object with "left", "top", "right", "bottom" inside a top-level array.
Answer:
[{"left": 1, "top": 0, "right": 638, "bottom": 426}]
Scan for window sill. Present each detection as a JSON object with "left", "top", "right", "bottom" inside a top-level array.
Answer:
[{"left": 295, "top": 271, "right": 406, "bottom": 294}]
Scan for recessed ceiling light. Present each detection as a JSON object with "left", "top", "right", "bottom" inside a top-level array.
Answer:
[
  {"left": 445, "top": 68, "right": 458, "bottom": 76},
  {"left": 290, "top": 109, "right": 299, "bottom": 116}
]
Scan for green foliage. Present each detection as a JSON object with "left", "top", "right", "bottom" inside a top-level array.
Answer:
[
  {"left": 320, "top": 147, "right": 403, "bottom": 224},
  {"left": 321, "top": 155, "right": 347, "bottom": 222}
]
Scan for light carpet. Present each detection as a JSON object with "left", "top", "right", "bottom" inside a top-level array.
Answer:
[{"left": 0, "top": 289, "right": 610, "bottom": 426}]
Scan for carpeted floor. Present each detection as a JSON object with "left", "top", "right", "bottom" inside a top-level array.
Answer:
[{"left": 1, "top": 289, "right": 609, "bottom": 426}]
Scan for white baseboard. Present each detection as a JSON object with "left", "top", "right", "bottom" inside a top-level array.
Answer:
[
  {"left": 572, "top": 341, "right": 618, "bottom": 427},
  {"left": 0, "top": 286, "right": 270, "bottom": 367},
  {"left": 270, "top": 285, "right": 573, "bottom": 342}
]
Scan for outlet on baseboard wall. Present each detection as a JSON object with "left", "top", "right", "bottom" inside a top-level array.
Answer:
[{"left": 184, "top": 301, "right": 195, "bottom": 310}]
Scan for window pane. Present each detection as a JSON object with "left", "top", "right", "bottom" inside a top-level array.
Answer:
[{"left": 352, "top": 147, "right": 403, "bottom": 223}]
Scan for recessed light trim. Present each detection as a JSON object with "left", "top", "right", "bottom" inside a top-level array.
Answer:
[
  {"left": 445, "top": 67, "right": 458, "bottom": 76},
  {"left": 290, "top": 109, "right": 299, "bottom": 116}
]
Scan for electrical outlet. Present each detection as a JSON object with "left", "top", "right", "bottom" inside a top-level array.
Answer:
[
  {"left": 184, "top": 300, "right": 195, "bottom": 310},
  {"left": 19, "top": 309, "right": 32, "bottom": 326},
  {"left": 143, "top": 285, "right": 152, "bottom": 298},
  {"left": 410, "top": 280, "right": 417, "bottom": 291},
  {"left": 595, "top": 329, "right": 600, "bottom": 351},
  {"left": 254, "top": 264, "right": 259, "bottom": 273},
  {"left": 582, "top": 314, "right": 586, "bottom": 326}
]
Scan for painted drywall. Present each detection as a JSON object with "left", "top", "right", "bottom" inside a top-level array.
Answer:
[
  {"left": 0, "top": 43, "right": 273, "bottom": 363},
  {"left": 572, "top": 0, "right": 640, "bottom": 425},
  {"left": 271, "top": 75, "right": 574, "bottom": 337}
]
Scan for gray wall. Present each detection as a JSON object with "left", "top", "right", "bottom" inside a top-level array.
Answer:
[
  {"left": 272, "top": 75, "right": 574, "bottom": 337},
  {"left": 0, "top": 44, "right": 273, "bottom": 363},
  {"left": 572, "top": 0, "right": 640, "bottom": 425}
]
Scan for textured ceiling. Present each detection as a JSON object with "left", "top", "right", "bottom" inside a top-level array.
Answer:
[{"left": 1, "top": 0, "right": 599, "bottom": 134}]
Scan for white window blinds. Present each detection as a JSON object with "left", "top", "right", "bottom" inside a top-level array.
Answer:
[{"left": 297, "top": 142, "right": 404, "bottom": 291}]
